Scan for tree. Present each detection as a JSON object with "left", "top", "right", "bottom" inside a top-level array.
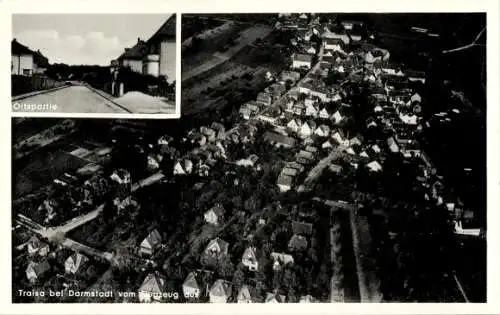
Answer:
[{"left": 232, "top": 266, "right": 245, "bottom": 291}]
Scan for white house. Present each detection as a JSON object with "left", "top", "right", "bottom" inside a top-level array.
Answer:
[
  {"left": 242, "top": 246, "right": 259, "bottom": 271},
  {"left": 139, "top": 229, "right": 162, "bottom": 257},
  {"left": 209, "top": 279, "right": 232, "bottom": 303},
  {"left": 292, "top": 53, "right": 312, "bottom": 69},
  {"left": 138, "top": 273, "right": 167, "bottom": 303},
  {"left": 11, "top": 39, "right": 49, "bottom": 76},
  {"left": 323, "top": 38, "right": 344, "bottom": 51},
  {"left": 299, "top": 121, "right": 315, "bottom": 138},
  {"left": 287, "top": 119, "right": 302, "bottom": 133},
  {"left": 277, "top": 174, "right": 293, "bottom": 192},
  {"left": 318, "top": 108, "right": 331, "bottom": 119},
  {"left": 367, "top": 160, "right": 383, "bottom": 172},
  {"left": 64, "top": 252, "right": 89, "bottom": 275},
  {"left": 183, "top": 272, "right": 201, "bottom": 299},
  {"left": 204, "top": 204, "right": 225, "bottom": 226},
  {"left": 332, "top": 110, "right": 343, "bottom": 124},
  {"left": 314, "top": 125, "right": 331, "bottom": 137},
  {"left": 27, "top": 236, "right": 50, "bottom": 257}
]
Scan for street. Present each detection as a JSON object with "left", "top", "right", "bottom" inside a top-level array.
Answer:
[{"left": 12, "top": 85, "right": 129, "bottom": 113}]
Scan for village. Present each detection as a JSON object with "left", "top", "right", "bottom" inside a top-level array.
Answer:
[{"left": 12, "top": 13, "right": 484, "bottom": 303}]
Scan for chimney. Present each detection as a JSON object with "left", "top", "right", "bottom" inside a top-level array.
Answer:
[
  {"left": 124, "top": 48, "right": 130, "bottom": 52},
  {"left": 138, "top": 37, "right": 141, "bottom": 43},
  {"left": 13, "top": 38, "right": 17, "bottom": 42}
]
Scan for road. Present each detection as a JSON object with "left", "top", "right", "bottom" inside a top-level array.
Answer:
[{"left": 12, "top": 85, "right": 129, "bottom": 114}]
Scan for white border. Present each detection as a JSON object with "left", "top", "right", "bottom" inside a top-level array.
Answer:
[
  {"left": 8, "top": 12, "right": 181, "bottom": 119},
  {"left": 2, "top": 0, "right": 499, "bottom": 314}
]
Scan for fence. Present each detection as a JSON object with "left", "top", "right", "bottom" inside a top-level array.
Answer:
[{"left": 11, "top": 74, "right": 64, "bottom": 96}]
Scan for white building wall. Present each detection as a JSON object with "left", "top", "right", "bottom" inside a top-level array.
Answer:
[{"left": 12, "top": 54, "right": 34, "bottom": 75}]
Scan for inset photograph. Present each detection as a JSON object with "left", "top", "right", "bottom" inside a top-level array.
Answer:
[{"left": 12, "top": 14, "right": 178, "bottom": 116}]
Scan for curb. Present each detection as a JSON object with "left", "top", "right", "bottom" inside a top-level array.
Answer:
[
  {"left": 84, "top": 84, "right": 133, "bottom": 113},
  {"left": 12, "top": 84, "right": 69, "bottom": 101}
]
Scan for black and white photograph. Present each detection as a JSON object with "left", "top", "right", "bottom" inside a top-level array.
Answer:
[
  {"left": 11, "top": 14, "right": 178, "bottom": 115},
  {"left": 12, "top": 12, "right": 489, "bottom": 305}
]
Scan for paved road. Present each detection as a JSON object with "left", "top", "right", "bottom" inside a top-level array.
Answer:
[{"left": 12, "top": 85, "right": 129, "bottom": 114}]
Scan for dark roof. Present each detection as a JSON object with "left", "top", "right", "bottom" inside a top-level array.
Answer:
[
  {"left": 12, "top": 39, "right": 49, "bottom": 67},
  {"left": 147, "top": 14, "right": 176, "bottom": 44},
  {"left": 293, "top": 53, "right": 312, "bottom": 63},
  {"left": 119, "top": 39, "right": 148, "bottom": 60},
  {"left": 12, "top": 39, "right": 33, "bottom": 55}
]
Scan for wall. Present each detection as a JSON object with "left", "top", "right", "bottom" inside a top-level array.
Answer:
[
  {"left": 12, "top": 54, "right": 34, "bottom": 76},
  {"left": 122, "top": 59, "right": 143, "bottom": 74},
  {"left": 159, "top": 39, "right": 176, "bottom": 83}
]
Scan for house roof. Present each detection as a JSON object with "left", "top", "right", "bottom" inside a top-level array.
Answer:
[
  {"left": 205, "top": 237, "right": 229, "bottom": 255},
  {"left": 210, "top": 279, "right": 232, "bottom": 297},
  {"left": 66, "top": 252, "right": 89, "bottom": 270},
  {"left": 183, "top": 271, "right": 200, "bottom": 290},
  {"left": 277, "top": 174, "right": 294, "bottom": 187},
  {"left": 147, "top": 14, "right": 176, "bottom": 44},
  {"left": 263, "top": 131, "right": 297, "bottom": 147},
  {"left": 293, "top": 53, "right": 312, "bottom": 63},
  {"left": 237, "top": 284, "right": 258, "bottom": 302},
  {"left": 27, "top": 259, "right": 51, "bottom": 276},
  {"left": 139, "top": 273, "right": 166, "bottom": 294},
  {"left": 265, "top": 292, "right": 286, "bottom": 302},
  {"left": 12, "top": 39, "right": 33, "bottom": 55},
  {"left": 141, "top": 229, "right": 162, "bottom": 249},
  {"left": 292, "top": 221, "right": 314, "bottom": 235},
  {"left": 242, "top": 246, "right": 258, "bottom": 261},
  {"left": 119, "top": 39, "right": 148, "bottom": 60}
]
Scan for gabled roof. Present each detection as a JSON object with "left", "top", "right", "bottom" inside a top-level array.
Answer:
[
  {"left": 183, "top": 271, "right": 200, "bottom": 290},
  {"left": 66, "top": 252, "right": 89, "bottom": 270},
  {"left": 292, "top": 221, "right": 314, "bottom": 235},
  {"left": 147, "top": 14, "right": 176, "bottom": 44},
  {"left": 293, "top": 53, "right": 312, "bottom": 63},
  {"left": 139, "top": 273, "right": 166, "bottom": 294},
  {"left": 210, "top": 279, "right": 232, "bottom": 297},
  {"left": 237, "top": 284, "right": 258, "bottom": 302},
  {"left": 242, "top": 246, "right": 258, "bottom": 261},
  {"left": 119, "top": 39, "right": 148, "bottom": 60},
  {"left": 27, "top": 259, "right": 51, "bottom": 276},
  {"left": 205, "top": 237, "right": 229, "bottom": 255},
  {"left": 288, "top": 234, "right": 308, "bottom": 251},
  {"left": 12, "top": 39, "right": 34, "bottom": 55},
  {"left": 141, "top": 229, "right": 162, "bottom": 249}
]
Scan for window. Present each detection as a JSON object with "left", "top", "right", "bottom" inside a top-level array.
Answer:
[{"left": 23, "top": 69, "right": 31, "bottom": 76}]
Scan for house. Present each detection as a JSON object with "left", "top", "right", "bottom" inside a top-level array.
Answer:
[
  {"left": 256, "top": 92, "right": 272, "bottom": 106},
  {"left": 173, "top": 159, "right": 193, "bottom": 175},
  {"left": 239, "top": 107, "right": 252, "bottom": 120},
  {"left": 299, "top": 295, "right": 316, "bottom": 303},
  {"left": 27, "top": 236, "right": 50, "bottom": 257},
  {"left": 263, "top": 131, "right": 297, "bottom": 148},
  {"left": 118, "top": 37, "right": 149, "bottom": 73},
  {"left": 292, "top": 53, "right": 312, "bottom": 69},
  {"left": 366, "top": 160, "right": 383, "bottom": 172},
  {"left": 64, "top": 252, "right": 89, "bottom": 275},
  {"left": 287, "top": 118, "right": 302, "bottom": 133},
  {"left": 200, "top": 126, "right": 217, "bottom": 142},
  {"left": 305, "top": 145, "right": 319, "bottom": 154},
  {"left": 292, "top": 221, "right": 314, "bottom": 235},
  {"left": 371, "top": 144, "right": 381, "bottom": 154},
  {"left": 141, "top": 14, "right": 176, "bottom": 79},
  {"left": 322, "top": 139, "right": 334, "bottom": 149},
  {"left": 139, "top": 229, "right": 162, "bottom": 256},
  {"left": 322, "top": 27, "right": 351, "bottom": 45},
  {"left": 211, "top": 122, "right": 226, "bottom": 140},
  {"left": 329, "top": 163, "right": 343, "bottom": 174},
  {"left": 387, "top": 137, "right": 399, "bottom": 153},
  {"left": 405, "top": 70, "right": 426, "bottom": 84},
  {"left": 237, "top": 284, "right": 258, "bottom": 303},
  {"left": 209, "top": 279, "right": 232, "bottom": 303},
  {"left": 281, "top": 167, "right": 299, "bottom": 177},
  {"left": 277, "top": 174, "right": 294, "bottom": 192},
  {"left": 318, "top": 107, "right": 332, "bottom": 119},
  {"left": 305, "top": 46, "right": 317, "bottom": 55},
  {"left": 292, "top": 102, "right": 306, "bottom": 116},
  {"left": 410, "top": 93, "right": 422, "bottom": 104},
  {"left": 138, "top": 273, "right": 167, "bottom": 303},
  {"left": 266, "top": 292, "right": 286, "bottom": 303},
  {"left": 270, "top": 252, "right": 294, "bottom": 270},
  {"left": 299, "top": 121, "right": 316, "bottom": 138},
  {"left": 349, "top": 135, "right": 363, "bottom": 146},
  {"left": 305, "top": 102, "right": 319, "bottom": 117},
  {"left": 204, "top": 204, "right": 225, "bottom": 226},
  {"left": 323, "top": 38, "right": 344, "bottom": 52},
  {"left": 11, "top": 39, "right": 49, "bottom": 76},
  {"left": 288, "top": 234, "right": 309, "bottom": 251},
  {"left": 183, "top": 271, "right": 202, "bottom": 299},
  {"left": 242, "top": 246, "right": 259, "bottom": 271},
  {"left": 332, "top": 110, "right": 344, "bottom": 124},
  {"left": 332, "top": 130, "right": 349, "bottom": 146},
  {"left": 26, "top": 259, "right": 50, "bottom": 284},
  {"left": 204, "top": 237, "right": 229, "bottom": 257}
]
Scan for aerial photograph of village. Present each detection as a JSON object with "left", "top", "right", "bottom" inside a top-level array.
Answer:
[
  {"left": 11, "top": 14, "right": 177, "bottom": 114},
  {"left": 12, "top": 13, "right": 486, "bottom": 303}
]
